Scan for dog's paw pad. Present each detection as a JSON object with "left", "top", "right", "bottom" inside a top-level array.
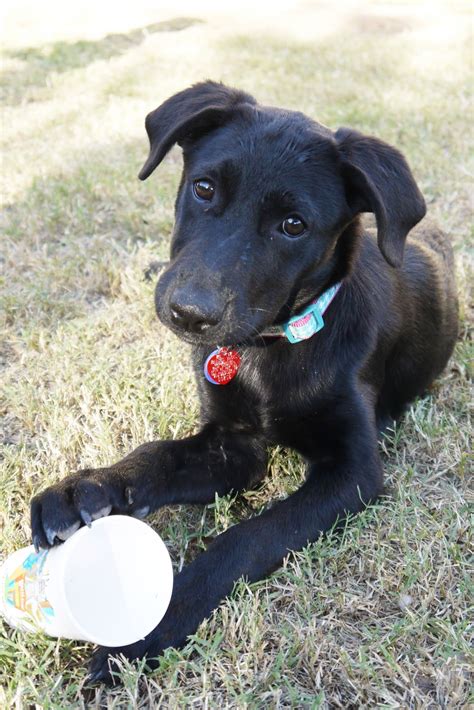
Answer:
[
  {"left": 55, "top": 521, "right": 81, "bottom": 541},
  {"left": 91, "top": 504, "right": 113, "bottom": 521},
  {"left": 132, "top": 505, "right": 150, "bottom": 519}
]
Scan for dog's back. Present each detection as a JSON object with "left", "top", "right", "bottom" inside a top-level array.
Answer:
[{"left": 365, "top": 219, "right": 458, "bottom": 423}]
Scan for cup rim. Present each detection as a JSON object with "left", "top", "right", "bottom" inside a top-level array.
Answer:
[{"left": 57, "top": 515, "right": 173, "bottom": 646}]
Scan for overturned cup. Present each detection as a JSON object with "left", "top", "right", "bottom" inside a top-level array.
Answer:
[{"left": 0, "top": 516, "right": 173, "bottom": 647}]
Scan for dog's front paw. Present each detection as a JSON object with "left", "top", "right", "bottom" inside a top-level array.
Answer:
[{"left": 30, "top": 469, "right": 137, "bottom": 550}]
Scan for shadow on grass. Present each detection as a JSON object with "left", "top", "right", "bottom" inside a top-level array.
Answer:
[
  {"left": 1, "top": 17, "right": 203, "bottom": 105},
  {"left": 2, "top": 135, "right": 179, "bottom": 330}
]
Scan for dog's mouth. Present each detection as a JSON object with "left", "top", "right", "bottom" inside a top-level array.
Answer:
[
  {"left": 155, "top": 274, "right": 288, "bottom": 348},
  {"left": 164, "top": 322, "right": 275, "bottom": 349},
  {"left": 159, "top": 309, "right": 283, "bottom": 349}
]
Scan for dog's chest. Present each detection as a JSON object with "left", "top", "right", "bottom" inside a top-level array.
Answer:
[{"left": 207, "top": 343, "right": 339, "bottom": 441}]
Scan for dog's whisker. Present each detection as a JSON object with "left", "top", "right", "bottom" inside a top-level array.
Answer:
[
  {"left": 248, "top": 307, "right": 273, "bottom": 314},
  {"left": 235, "top": 319, "right": 269, "bottom": 347}
]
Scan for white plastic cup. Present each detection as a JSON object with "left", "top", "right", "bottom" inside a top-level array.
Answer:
[{"left": 0, "top": 515, "right": 173, "bottom": 647}]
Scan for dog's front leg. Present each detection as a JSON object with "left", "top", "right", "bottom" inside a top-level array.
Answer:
[
  {"left": 30, "top": 424, "right": 267, "bottom": 550},
  {"left": 88, "top": 421, "right": 383, "bottom": 684}
]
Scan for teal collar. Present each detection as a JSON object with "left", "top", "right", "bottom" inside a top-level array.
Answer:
[
  {"left": 203, "top": 282, "right": 343, "bottom": 385},
  {"left": 261, "top": 281, "right": 342, "bottom": 343}
]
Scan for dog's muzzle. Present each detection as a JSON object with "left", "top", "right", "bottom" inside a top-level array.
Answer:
[{"left": 168, "top": 285, "right": 225, "bottom": 335}]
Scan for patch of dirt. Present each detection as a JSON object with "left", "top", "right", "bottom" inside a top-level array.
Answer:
[
  {"left": 0, "top": 413, "right": 23, "bottom": 447},
  {"left": 0, "top": 339, "right": 19, "bottom": 372}
]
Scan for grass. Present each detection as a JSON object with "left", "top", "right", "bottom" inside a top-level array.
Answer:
[{"left": 1, "top": 0, "right": 473, "bottom": 707}]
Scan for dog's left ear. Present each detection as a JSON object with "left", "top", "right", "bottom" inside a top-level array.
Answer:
[
  {"left": 335, "top": 128, "right": 426, "bottom": 267},
  {"left": 138, "top": 81, "right": 257, "bottom": 181}
]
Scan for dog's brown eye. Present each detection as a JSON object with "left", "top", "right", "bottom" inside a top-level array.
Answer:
[
  {"left": 282, "top": 215, "right": 306, "bottom": 237},
  {"left": 193, "top": 179, "right": 215, "bottom": 202}
]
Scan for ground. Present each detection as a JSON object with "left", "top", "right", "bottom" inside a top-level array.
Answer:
[{"left": 0, "top": 0, "right": 472, "bottom": 707}]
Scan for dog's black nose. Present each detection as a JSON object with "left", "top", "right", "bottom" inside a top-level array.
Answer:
[{"left": 169, "top": 287, "right": 223, "bottom": 334}]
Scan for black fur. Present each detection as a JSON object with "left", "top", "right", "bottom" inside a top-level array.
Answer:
[{"left": 30, "top": 82, "right": 458, "bottom": 684}]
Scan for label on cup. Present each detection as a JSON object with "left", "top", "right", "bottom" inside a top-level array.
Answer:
[{"left": 3, "top": 548, "right": 54, "bottom": 632}]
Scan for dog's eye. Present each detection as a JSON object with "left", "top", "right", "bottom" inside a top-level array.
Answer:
[
  {"left": 281, "top": 215, "right": 306, "bottom": 237},
  {"left": 193, "top": 179, "right": 215, "bottom": 202}
]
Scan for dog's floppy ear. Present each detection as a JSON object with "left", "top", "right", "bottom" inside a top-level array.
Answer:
[
  {"left": 138, "top": 81, "right": 257, "bottom": 181},
  {"left": 335, "top": 128, "right": 426, "bottom": 267}
]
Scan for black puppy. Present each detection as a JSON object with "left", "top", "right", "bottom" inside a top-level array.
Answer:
[{"left": 31, "top": 81, "right": 458, "bottom": 683}]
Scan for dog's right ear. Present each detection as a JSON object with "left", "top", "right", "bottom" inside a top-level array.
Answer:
[
  {"left": 335, "top": 128, "right": 426, "bottom": 267},
  {"left": 138, "top": 81, "right": 256, "bottom": 180}
]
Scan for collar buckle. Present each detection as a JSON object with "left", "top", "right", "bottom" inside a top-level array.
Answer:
[{"left": 284, "top": 303, "right": 325, "bottom": 343}]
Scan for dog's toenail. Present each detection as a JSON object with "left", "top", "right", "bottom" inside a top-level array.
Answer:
[
  {"left": 80, "top": 509, "right": 93, "bottom": 527},
  {"left": 44, "top": 526, "right": 57, "bottom": 547}
]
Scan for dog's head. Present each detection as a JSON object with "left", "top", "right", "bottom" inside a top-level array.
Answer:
[{"left": 140, "top": 81, "right": 425, "bottom": 346}]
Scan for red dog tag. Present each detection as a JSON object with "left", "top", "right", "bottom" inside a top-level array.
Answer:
[{"left": 204, "top": 347, "right": 241, "bottom": 385}]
